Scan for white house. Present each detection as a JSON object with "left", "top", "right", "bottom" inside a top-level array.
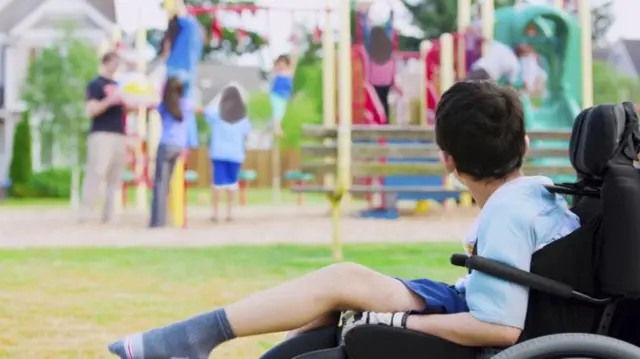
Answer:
[
  {"left": 0, "top": 0, "right": 117, "bottom": 182},
  {"left": 603, "top": 39, "right": 640, "bottom": 79}
]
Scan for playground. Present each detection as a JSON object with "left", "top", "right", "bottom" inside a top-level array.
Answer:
[{"left": 5, "top": 0, "right": 636, "bottom": 358}]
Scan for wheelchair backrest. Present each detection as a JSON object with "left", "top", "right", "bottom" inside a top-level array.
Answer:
[{"left": 570, "top": 102, "right": 640, "bottom": 297}]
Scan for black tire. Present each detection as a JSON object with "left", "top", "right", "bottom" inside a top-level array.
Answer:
[{"left": 492, "top": 333, "right": 640, "bottom": 359}]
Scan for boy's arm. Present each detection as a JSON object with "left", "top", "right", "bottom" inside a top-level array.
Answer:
[
  {"left": 360, "top": 11, "right": 371, "bottom": 48},
  {"left": 185, "top": 109, "right": 199, "bottom": 148},
  {"left": 385, "top": 11, "right": 394, "bottom": 38},
  {"left": 407, "top": 205, "right": 533, "bottom": 347},
  {"left": 406, "top": 313, "right": 521, "bottom": 347}
]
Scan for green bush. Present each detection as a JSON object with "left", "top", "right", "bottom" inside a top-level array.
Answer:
[
  {"left": 281, "top": 93, "right": 323, "bottom": 149},
  {"left": 8, "top": 112, "right": 33, "bottom": 191},
  {"left": 11, "top": 168, "right": 75, "bottom": 199}
]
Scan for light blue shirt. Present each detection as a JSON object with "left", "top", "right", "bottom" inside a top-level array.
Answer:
[
  {"left": 465, "top": 176, "right": 580, "bottom": 329},
  {"left": 205, "top": 106, "right": 252, "bottom": 163},
  {"left": 158, "top": 99, "right": 198, "bottom": 149},
  {"left": 166, "top": 15, "right": 203, "bottom": 74}
]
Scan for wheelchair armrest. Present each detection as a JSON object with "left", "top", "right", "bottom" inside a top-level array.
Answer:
[{"left": 450, "top": 254, "right": 611, "bottom": 305}]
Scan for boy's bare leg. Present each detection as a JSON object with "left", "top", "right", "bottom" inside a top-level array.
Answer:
[
  {"left": 211, "top": 187, "right": 220, "bottom": 221},
  {"left": 109, "top": 262, "right": 424, "bottom": 359},
  {"left": 225, "top": 188, "right": 234, "bottom": 221}
]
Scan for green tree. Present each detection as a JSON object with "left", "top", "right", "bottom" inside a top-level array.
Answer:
[
  {"left": 401, "top": 0, "right": 613, "bottom": 48},
  {"left": 21, "top": 25, "right": 98, "bottom": 167},
  {"left": 8, "top": 112, "right": 33, "bottom": 189},
  {"left": 592, "top": 60, "right": 640, "bottom": 104}
]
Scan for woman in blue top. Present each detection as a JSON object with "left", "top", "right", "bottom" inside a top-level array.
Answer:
[
  {"left": 149, "top": 77, "right": 199, "bottom": 228},
  {"left": 270, "top": 54, "right": 295, "bottom": 136},
  {"left": 205, "top": 85, "right": 252, "bottom": 222},
  {"left": 160, "top": 0, "right": 204, "bottom": 100}
]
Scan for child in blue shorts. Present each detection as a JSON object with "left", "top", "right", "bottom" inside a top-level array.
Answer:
[
  {"left": 110, "top": 81, "right": 581, "bottom": 359},
  {"left": 204, "top": 85, "right": 251, "bottom": 222}
]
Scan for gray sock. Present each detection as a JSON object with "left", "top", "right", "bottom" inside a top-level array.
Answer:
[{"left": 108, "top": 308, "right": 235, "bottom": 359}]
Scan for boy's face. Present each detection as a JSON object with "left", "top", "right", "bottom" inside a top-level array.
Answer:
[{"left": 275, "top": 60, "right": 288, "bottom": 71}]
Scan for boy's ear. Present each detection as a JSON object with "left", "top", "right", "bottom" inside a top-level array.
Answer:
[
  {"left": 438, "top": 151, "right": 456, "bottom": 175},
  {"left": 524, "top": 134, "right": 530, "bottom": 157}
]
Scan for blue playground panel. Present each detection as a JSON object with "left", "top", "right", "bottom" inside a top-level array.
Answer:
[{"left": 358, "top": 139, "right": 461, "bottom": 219}]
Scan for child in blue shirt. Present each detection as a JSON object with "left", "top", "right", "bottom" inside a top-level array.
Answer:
[
  {"left": 161, "top": 0, "right": 204, "bottom": 100},
  {"left": 204, "top": 85, "right": 251, "bottom": 222},
  {"left": 110, "top": 81, "right": 581, "bottom": 359},
  {"left": 149, "top": 77, "right": 198, "bottom": 228},
  {"left": 270, "top": 54, "right": 295, "bottom": 136}
]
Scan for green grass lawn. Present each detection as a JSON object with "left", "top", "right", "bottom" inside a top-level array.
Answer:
[
  {"left": 0, "top": 188, "right": 328, "bottom": 208},
  {"left": 0, "top": 243, "right": 462, "bottom": 359}
]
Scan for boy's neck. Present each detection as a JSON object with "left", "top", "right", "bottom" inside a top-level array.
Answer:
[{"left": 466, "top": 171, "right": 524, "bottom": 208}]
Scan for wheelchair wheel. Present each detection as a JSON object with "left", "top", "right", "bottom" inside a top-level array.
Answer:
[{"left": 492, "top": 333, "right": 640, "bottom": 358}]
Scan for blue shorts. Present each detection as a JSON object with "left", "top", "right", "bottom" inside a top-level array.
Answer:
[
  {"left": 396, "top": 277, "right": 469, "bottom": 314},
  {"left": 212, "top": 160, "right": 241, "bottom": 189},
  {"left": 270, "top": 93, "right": 289, "bottom": 123}
]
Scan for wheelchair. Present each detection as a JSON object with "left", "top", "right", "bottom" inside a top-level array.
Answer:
[{"left": 261, "top": 102, "right": 640, "bottom": 359}]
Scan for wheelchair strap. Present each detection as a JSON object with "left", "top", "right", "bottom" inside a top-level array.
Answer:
[{"left": 469, "top": 239, "right": 478, "bottom": 274}]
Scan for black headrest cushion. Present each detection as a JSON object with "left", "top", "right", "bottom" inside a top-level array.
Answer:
[{"left": 569, "top": 102, "right": 640, "bottom": 180}]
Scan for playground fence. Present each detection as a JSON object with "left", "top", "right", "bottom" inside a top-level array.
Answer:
[{"left": 186, "top": 147, "right": 304, "bottom": 188}]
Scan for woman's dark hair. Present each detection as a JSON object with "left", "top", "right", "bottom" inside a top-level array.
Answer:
[
  {"left": 435, "top": 81, "right": 526, "bottom": 181},
  {"left": 159, "top": 15, "right": 181, "bottom": 57},
  {"left": 368, "top": 26, "right": 393, "bottom": 64},
  {"left": 163, "top": 77, "right": 183, "bottom": 121},
  {"left": 219, "top": 86, "right": 247, "bottom": 124}
]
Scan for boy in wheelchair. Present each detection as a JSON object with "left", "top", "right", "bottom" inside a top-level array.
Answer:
[{"left": 108, "top": 82, "right": 639, "bottom": 359}]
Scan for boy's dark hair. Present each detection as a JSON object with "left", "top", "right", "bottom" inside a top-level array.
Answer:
[
  {"left": 435, "top": 81, "right": 526, "bottom": 180},
  {"left": 219, "top": 86, "right": 247, "bottom": 124},
  {"left": 159, "top": 15, "right": 181, "bottom": 57},
  {"left": 162, "top": 77, "right": 183, "bottom": 121},
  {"left": 275, "top": 54, "right": 291, "bottom": 66},
  {"left": 368, "top": 26, "right": 393, "bottom": 64},
  {"left": 101, "top": 51, "right": 119, "bottom": 64}
]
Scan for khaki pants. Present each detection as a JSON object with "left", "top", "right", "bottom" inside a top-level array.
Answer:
[{"left": 79, "top": 132, "right": 127, "bottom": 222}]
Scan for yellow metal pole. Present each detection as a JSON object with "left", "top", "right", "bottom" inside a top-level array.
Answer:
[
  {"left": 164, "top": 0, "right": 186, "bottom": 227},
  {"left": 553, "top": 0, "right": 564, "bottom": 9},
  {"left": 332, "top": 0, "right": 352, "bottom": 262},
  {"left": 457, "top": 0, "right": 471, "bottom": 79},
  {"left": 322, "top": 6, "right": 337, "bottom": 190},
  {"left": 418, "top": 40, "right": 431, "bottom": 127},
  {"left": 577, "top": 0, "right": 593, "bottom": 108},
  {"left": 134, "top": 8, "right": 148, "bottom": 211},
  {"left": 480, "top": 0, "right": 494, "bottom": 57},
  {"left": 109, "top": 27, "right": 125, "bottom": 215}
]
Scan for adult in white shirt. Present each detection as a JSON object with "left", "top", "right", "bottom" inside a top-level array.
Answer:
[
  {"left": 466, "top": 40, "right": 522, "bottom": 84},
  {"left": 520, "top": 51, "right": 548, "bottom": 98}
]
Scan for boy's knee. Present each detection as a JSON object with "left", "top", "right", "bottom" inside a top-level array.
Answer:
[{"left": 319, "top": 262, "right": 374, "bottom": 282}]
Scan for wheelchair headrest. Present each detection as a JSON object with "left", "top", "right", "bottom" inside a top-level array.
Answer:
[{"left": 569, "top": 102, "right": 640, "bottom": 181}]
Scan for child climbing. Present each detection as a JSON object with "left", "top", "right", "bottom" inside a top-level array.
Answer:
[
  {"left": 205, "top": 85, "right": 252, "bottom": 222},
  {"left": 464, "top": 21, "right": 523, "bottom": 86},
  {"left": 270, "top": 54, "right": 295, "bottom": 136},
  {"left": 359, "top": 3, "right": 395, "bottom": 120},
  {"left": 160, "top": 0, "right": 204, "bottom": 99},
  {"left": 149, "top": 77, "right": 199, "bottom": 228},
  {"left": 518, "top": 46, "right": 548, "bottom": 99}
]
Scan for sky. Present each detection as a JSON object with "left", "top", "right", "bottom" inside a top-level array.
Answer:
[{"left": 115, "top": 0, "right": 640, "bottom": 58}]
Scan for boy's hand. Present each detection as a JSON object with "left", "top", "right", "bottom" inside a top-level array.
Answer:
[{"left": 340, "top": 311, "right": 409, "bottom": 343}]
